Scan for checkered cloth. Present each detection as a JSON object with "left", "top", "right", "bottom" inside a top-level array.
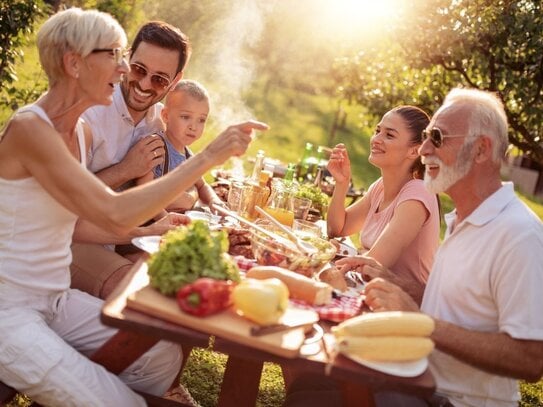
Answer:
[
  {"left": 234, "top": 256, "right": 364, "bottom": 323},
  {"left": 233, "top": 255, "right": 257, "bottom": 271},
  {"left": 290, "top": 295, "right": 364, "bottom": 323}
]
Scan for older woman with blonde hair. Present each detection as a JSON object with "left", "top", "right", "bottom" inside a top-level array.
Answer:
[{"left": 0, "top": 8, "right": 266, "bottom": 406}]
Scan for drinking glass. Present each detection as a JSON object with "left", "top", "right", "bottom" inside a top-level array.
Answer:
[
  {"left": 292, "top": 218, "right": 323, "bottom": 238},
  {"left": 291, "top": 196, "right": 312, "bottom": 220},
  {"left": 239, "top": 184, "right": 269, "bottom": 221},
  {"left": 227, "top": 181, "right": 245, "bottom": 212}
]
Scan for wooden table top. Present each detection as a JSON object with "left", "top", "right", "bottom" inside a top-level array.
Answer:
[{"left": 100, "top": 259, "right": 435, "bottom": 406}]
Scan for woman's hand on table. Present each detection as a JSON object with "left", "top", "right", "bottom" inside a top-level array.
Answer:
[
  {"left": 364, "top": 278, "right": 419, "bottom": 312},
  {"left": 335, "top": 255, "right": 394, "bottom": 282}
]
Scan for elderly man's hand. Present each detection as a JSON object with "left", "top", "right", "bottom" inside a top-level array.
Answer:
[{"left": 364, "top": 278, "right": 420, "bottom": 312}]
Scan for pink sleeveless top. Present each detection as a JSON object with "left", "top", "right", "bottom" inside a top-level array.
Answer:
[{"left": 360, "top": 178, "right": 440, "bottom": 284}]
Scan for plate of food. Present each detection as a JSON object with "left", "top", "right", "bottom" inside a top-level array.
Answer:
[
  {"left": 330, "top": 239, "right": 358, "bottom": 258},
  {"left": 131, "top": 235, "right": 161, "bottom": 254},
  {"left": 340, "top": 351, "right": 428, "bottom": 378},
  {"left": 185, "top": 210, "right": 221, "bottom": 224}
]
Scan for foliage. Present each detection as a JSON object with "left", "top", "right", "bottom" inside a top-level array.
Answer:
[
  {"left": 332, "top": 0, "right": 543, "bottom": 167},
  {"left": 295, "top": 183, "right": 330, "bottom": 211},
  {"left": 0, "top": 0, "right": 45, "bottom": 86},
  {"left": 519, "top": 380, "right": 543, "bottom": 407},
  {"left": 50, "top": 0, "right": 145, "bottom": 34}
]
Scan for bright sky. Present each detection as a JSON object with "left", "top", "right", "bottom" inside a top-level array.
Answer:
[{"left": 309, "top": 0, "right": 403, "bottom": 45}]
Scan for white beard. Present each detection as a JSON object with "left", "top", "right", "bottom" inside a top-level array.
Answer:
[{"left": 424, "top": 140, "right": 476, "bottom": 194}]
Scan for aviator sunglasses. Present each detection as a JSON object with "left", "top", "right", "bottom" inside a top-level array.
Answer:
[
  {"left": 91, "top": 47, "right": 130, "bottom": 65},
  {"left": 421, "top": 127, "right": 468, "bottom": 148},
  {"left": 128, "top": 62, "right": 172, "bottom": 90}
]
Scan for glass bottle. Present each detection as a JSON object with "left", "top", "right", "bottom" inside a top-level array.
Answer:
[
  {"left": 239, "top": 169, "right": 271, "bottom": 221},
  {"left": 251, "top": 149, "right": 265, "bottom": 182},
  {"left": 283, "top": 163, "right": 296, "bottom": 184},
  {"left": 296, "top": 142, "right": 314, "bottom": 183},
  {"left": 306, "top": 146, "right": 324, "bottom": 182}
]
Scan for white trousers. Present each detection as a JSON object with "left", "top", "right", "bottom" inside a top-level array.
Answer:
[{"left": 0, "top": 286, "right": 182, "bottom": 407}]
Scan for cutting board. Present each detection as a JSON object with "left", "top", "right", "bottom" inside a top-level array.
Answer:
[{"left": 127, "top": 283, "right": 319, "bottom": 358}]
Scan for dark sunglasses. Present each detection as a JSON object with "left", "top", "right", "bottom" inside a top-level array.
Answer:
[
  {"left": 91, "top": 47, "right": 130, "bottom": 65},
  {"left": 421, "top": 128, "right": 467, "bottom": 148},
  {"left": 129, "top": 62, "right": 172, "bottom": 90}
]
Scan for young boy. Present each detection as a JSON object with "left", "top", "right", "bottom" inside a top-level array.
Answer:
[{"left": 137, "top": 80, "right": 225, "bottom": 218}]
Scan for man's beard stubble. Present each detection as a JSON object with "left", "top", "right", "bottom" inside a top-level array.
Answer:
[{"left": 424, "top": 139, "right": 476, "bottom": 194}]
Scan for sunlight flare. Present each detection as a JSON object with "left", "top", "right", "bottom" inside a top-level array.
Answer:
[{"left": 310, "top": 0, "right": 403, "bottom": 44}]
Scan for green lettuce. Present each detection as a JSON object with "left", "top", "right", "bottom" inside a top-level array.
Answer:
[{"left": 147, "top": 220, "right": 240, "bottom": 296}]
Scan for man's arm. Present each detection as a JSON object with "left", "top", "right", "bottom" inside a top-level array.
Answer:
[
  {"left": 433, "top": 320, "right": 543, "bottom": 382},
  {"left": 364, "top": 278, "right": 543, "bottom": 382},
  {"left": 95, "top": 135, "right": 165, "bottom": 189}
]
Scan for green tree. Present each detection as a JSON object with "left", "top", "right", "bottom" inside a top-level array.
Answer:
[
  {"left": 0, "top": 0, "right": 45, "bottom": 88},
  {"left": 332, "top": 0, "right": 543, "bottom": 167},
  {"left": 53, "top": 0, "right": 144, "bottom": 32}
]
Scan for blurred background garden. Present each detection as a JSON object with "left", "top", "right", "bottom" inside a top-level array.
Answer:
[{"left": 1, "top": 0, "right": 542, "bottom": 405}]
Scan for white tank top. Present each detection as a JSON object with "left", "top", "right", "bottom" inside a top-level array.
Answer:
[{"left": 0, "top": 105, "right": 86, "bottom": 293}]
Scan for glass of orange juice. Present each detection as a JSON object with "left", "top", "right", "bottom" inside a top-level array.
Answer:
[
  {"left": 263, "top": 206, "right": 294, "bottom": 227},
  {"left": 262, "top": 179, "right": 295, "bottom": 226}
]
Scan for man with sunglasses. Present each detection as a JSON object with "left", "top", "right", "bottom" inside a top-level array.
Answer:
[
  {"left": 356, "top": 88, "right": 543, "bottom": 406},
  {"left": 70, "top": 21, "right": 192, "bottom": 301}
]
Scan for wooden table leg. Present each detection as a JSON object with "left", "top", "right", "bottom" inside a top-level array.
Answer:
[
  {"left": 90, "top": 330, "right": 159, "bottom": 374},
  {"left": 217, "top": 356, "right": 264, "bottom": 407},
  {"left": 341, "top": 381, "right": 375, "bottom": 407}
]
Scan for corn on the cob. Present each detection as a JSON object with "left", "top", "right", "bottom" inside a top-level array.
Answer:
[
  {"left": 332, "top": 311, "right": 434, "bottom": 338},
  {"left": 338, "top": 336, "right": 434, "bottom": 362}
]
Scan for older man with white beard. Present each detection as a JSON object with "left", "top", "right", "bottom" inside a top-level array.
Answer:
[{"left": 357, "top": 88, "right": 543, "bottom": 407}]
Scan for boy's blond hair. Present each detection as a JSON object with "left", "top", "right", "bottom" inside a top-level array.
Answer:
[{"left": 167, "top": 79, "right": 209, "bottom": 104}]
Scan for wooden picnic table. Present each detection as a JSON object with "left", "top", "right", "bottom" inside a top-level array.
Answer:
[{"left": 100, "top": 259, "right": 435, "bottom": 407}]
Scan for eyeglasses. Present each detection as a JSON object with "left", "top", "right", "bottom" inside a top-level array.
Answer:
[
  {"left": 129, "top": 62, "right": 172, "bottom": 90},
  {"left": 421, "top": 128, "right": 468, "bottom": 148},
  {"left": 91, "top": 47, "right": 130, "bottom": 65}
]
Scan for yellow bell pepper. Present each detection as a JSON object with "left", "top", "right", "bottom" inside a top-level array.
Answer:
[{"left": 232, "top": 278, "right": 289, "bottom": 326}]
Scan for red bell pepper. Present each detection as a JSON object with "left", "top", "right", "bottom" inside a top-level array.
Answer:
[{"left": 176, "top": 278, "right": 234, "bottom": 316}]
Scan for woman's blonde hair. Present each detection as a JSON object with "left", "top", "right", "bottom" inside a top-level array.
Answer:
[{"left": 37, "top": 8, "right": 126, "bottom": 86}]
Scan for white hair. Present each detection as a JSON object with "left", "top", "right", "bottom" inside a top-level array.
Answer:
[
  {"left": 442, "top": 88, "right": 509, "bottom": 162},
  {"left": 37, "top": 8, "right": 127, "bottom": 86}
]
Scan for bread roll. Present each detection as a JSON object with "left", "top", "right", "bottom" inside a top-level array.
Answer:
[
  {"left": 318, "top": 266, "right": 348, "bottom": 292},
  {"left": 246, "top": 266, "right": 332, "bottom": 305}
]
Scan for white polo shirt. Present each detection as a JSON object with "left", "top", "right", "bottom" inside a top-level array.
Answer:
[
  {"left": 83, "top": 84, "right": 164, "bottom": 173},
  {"left": 421, "top": 182, "right": 543, "bottom": 406}
]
